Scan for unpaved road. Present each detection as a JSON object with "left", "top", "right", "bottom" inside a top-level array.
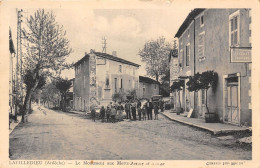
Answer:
[{"left": 9, "top": 106, "right": 251, "bottom": 160}]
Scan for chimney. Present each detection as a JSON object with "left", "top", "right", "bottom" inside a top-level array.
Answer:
[{"left": 112, "top": 51, "right": 117, "bottom": 57}]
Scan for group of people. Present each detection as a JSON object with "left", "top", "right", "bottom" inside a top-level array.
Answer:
[{"left": 90, "top": 98, "right": 164, "bottom": 123}]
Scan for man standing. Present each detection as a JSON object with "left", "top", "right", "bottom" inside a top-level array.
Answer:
[
  {"left": 125, "top": 100, "right": 131, "bottom": 119},
  {"left": 146, "top": 99, "right": 153, "bottom": 120},
  {"left": 117, "top": 102, "right": 124, "bottom": 121},
  {"left": 131, "top": 100, "right": 137, "bottom": 121}
]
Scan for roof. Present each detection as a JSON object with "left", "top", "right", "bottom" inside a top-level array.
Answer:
[
  {"left": 174, "top": 8, "right": 205, "bottom": 38},
  {"left": 94, "top": 52, "right": 140, "bottom": 67},
  {"left": 74, "top": 52, "right": 140, "bottom": 67},
  {"left": 139, "top": 76, "right": 160, "bottom": 84}
]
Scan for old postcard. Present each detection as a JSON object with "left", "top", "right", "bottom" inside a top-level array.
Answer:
[{"left": 0, "top": 0, "right": 259, "bottom": 168}]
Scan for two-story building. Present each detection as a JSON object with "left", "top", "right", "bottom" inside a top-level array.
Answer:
[
  {"left": 73, "top": 50, "right": 140, "bottom": 111},
  {"left": 138, "top": 76, "right": 160, "bottom": 99},
  {"left": 174, "top": 8, "right": 252, "bottom": 126}
]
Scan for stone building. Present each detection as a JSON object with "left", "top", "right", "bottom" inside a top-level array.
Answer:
[
  {"left": 73, "top": 50, "right": 140, "bottom": 111},
  {"left": 138, "top": 76, "right": 160, "bottom": 99},
  {"left": 174, "top": 8, "right": 251, "bottom": 126}
]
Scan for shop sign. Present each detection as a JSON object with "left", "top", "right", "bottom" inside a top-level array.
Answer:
[{"left": 231, "top": 47, "right": 251, "bottom": 63}]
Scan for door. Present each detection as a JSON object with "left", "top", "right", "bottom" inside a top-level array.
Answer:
[{"left": 226, "top": 84, "right": 239, "bottom": 124}]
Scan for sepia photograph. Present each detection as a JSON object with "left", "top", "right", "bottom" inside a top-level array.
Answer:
[{"left": 1, "top": 0, "right": 260, "bottom": 167}]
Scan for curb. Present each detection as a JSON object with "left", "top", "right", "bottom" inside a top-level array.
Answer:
[
  {"left": 9, "top": 116, "right": 22, "bottom": 135},
  {"left": 160, "top": 112, "right": 249, "bottom": 135}
]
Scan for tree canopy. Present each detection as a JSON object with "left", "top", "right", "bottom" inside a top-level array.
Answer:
[{"left": 138, "top": 37, "right": 171, "bottom": 82}]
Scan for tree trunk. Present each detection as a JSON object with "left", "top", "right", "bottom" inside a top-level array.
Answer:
[
  {"left": 205, "top": 89, "right": 209, "bottom": 113},
  {"left": 29, "top": 98, "right": 32, "bottom": 114},
  {"left": 22, "top": 77, "right": 39, "bottom": 122}
]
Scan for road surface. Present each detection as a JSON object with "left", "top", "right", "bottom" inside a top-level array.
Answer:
[{"left": 9, "top": 106, "right": 251, "bottom": 160}]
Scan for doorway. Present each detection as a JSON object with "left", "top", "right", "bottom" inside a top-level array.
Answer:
[{"left": 224, "top": 75, "right": 240, "bottom": 125}]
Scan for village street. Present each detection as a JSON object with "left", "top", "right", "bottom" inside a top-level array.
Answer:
[{"left": 9, "top": 106, "right": 251, "bottom": 160}]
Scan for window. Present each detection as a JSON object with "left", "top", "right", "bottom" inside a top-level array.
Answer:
[
  {"left": 179, "top": 49, "right": 183, "bottom": 67},
  {"left": 154, "top": 84, "right": 157, "bottom": 89},
  {"left": 120, "top": 78, "right": 123, "bottom": 89},
  {"left": 83, "top": 76, "right": 86, "bottom": 88},
  {"left": 114, "top": 78, "right": 117, "bottom": 92},
  {"left": 200, "top": 15, "right": 204, "bottom": 27},
  {"left": 198, "top": 32, "right": 205, "bottom": 59},
  {"left": 119, "top": 65, "right": 122, "bottom": 73},
  {"left": 229, "top": 10, "right": 240, "bottom": 46},
  {"left": 186, "top": 44, "right": 190, "bottom": 66}
]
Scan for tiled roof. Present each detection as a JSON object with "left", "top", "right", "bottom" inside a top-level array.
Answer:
[
  {"left": 175, "top": 8, "right": 205, "bottom": 38},
  {"left": 94, "top": 52, "right": 140, "bottom": 67},
  {"left": 139, "top": 76, "right": 160, "bottom": 84},
  {"left": 74, "top": 52, "right": 140, "bottom": 67}
]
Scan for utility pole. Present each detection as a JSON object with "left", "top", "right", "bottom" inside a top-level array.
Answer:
[
  {"left": 102, "top": 37, "right": 107, "bottom": 53},
  {"left": 15, "top": 9, "right": 23, "bottom": 119}
]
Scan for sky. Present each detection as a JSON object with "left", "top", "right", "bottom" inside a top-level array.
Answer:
[{"left": 9, "top": 4, "right": 192, "bottom": 80}]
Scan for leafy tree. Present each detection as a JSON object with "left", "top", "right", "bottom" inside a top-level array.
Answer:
[
  {"left": 186, "top": 73, "right": 203, "bottom": 92},
  {"left": 55, "top": 78, "right": 72, "bottom": 111},
  {"left": 41, "top": 82, "right": 60, "bottom": 108},
  {"left": 22, "top": 9, "right": 72, "bottom": 121},
  {"left": 139, "top": 37, "right": 171, "bottom": 82},
  {"left": 200, "top": 70, "right": 218, "bottom": 111},
  {"left": 112, "top": 90, "right": 126, "bottom": 102}
]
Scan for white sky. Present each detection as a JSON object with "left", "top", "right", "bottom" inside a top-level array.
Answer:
[{"left": 9, "top": 3, "right": 192, "bottom": 80}]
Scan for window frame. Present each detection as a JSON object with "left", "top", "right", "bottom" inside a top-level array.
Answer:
[
  {"left": 186, "top": 43, "right": 190, "bottom": 67},
  {"left": 229, "top": 10, "right": 240, "bottom": 47},
  {"left": 198, "top": 31, "right": 206, "bottom": 61},
  {"left": 200, "top": 15, "right": 204, "bottom": 27}
]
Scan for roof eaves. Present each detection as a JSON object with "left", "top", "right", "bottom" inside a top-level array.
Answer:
[
  {"left": 174, "top": 8, "right": 206, "bottom": 38},
  {"left": 94, "top": 52, "right": 140, "bottom": 67}
]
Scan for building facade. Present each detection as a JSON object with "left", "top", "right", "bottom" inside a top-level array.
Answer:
[
  {"left": 138, "top": 76, "right": 160, "bottom": 99},
  {"left": 174, "top": 8, "right": 252, "bottom": 126},
  {"left": 73, "top": 50, "right": 140, "bottom": 111},
  {"left": 169, "top": 49, "right": 179, "bottom": 107}
]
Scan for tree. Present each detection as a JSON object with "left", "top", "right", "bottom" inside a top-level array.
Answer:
[
  {"left": 200, "top": 70, "right": 218, "bottom": 112},
  {"left": 186, "top": 73, "right": 203, "bottom": 92},
  {"left": 170, "top": 80, "right": 184, "bottom": 112},
  {"left": 23, "top": 69, "right": 46, "bottom": 117},
  {"left": 55, "top": 78, "right": 72, "bottom": 111},
  {"left": 40, "top": 82, "right": 60, "bottom": 108},
  {"left": 139, "top": 37, "right": 171, "bottom": 82},
  {"left": 186, "top": 70, "right": 218, "bottom": 114},
  {"left": 22, "top": 9, "right": 72, "bottom": 122}
]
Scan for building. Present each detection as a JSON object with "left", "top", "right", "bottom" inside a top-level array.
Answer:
[
  {"left": 174, "top": 8, "right": 251, "bottom": 126},
  {"left": 9, "top": 28, "right": 16, "bottom": 116},
  {"left": 138, "top": 76, "right": 160, "bottom": 99},
  {"left": 73, "top": 50, "right": 140, "bottom": 111},
  {"left": 169, "top": 49, "right": 179, "bottom": 107}
]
